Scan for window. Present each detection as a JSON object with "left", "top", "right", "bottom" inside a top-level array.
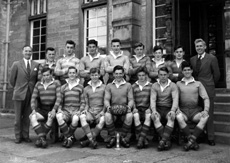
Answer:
[
  {"left": 153, "top": 0, "right": 167, "bottom": 51},
  {"left": 83, "top": 1, "right": 107, "bottom": 55},
  {"left": 29, "top": 0, "right": 47, "bottom": 60}
]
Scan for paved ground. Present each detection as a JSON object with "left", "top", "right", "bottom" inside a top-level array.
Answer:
[{"left": 0, "top": 114, "right": 229, "bottom": 163}]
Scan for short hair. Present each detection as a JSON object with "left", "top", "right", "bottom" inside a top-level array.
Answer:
[
  {"left": 68, "top": 66, "right": 77, "bottom": 73},
  {"left": 113, "top": 65, "right": 124, "bottom": 73},
  {"left": 137, "top": 67, "right": 149, "bottom": 76},
  {"left": 134, "top": 42, "right": 145, "bottom": 49},
  {"left": 22, "top": 45, "right": 32, "bottom": 50},
  {"left": 174, "top": 45, "right": 184, "bottom": 52},
  {"left": 194, "top": 38, "right": 206, "bottom": 46},
  {"left": 46, "top": 47, "right": 55, "bottom": 53},
  {"left": 87, "top": 39, "right": 98, "bottom": 47},
  {"left": 111, "top": 38, "right": 121, "bottom": 45},
  {"left": 41, "top": 67, "right": 52, "bottom": 74},
  {"left": 181, "top": 61, "right": 192, "bottom": 70},
  {"left": 153, "top": 45, "right": 163, "bottom": 53},
  {"left": 66, "top": 40, "right": 76, "bottom": 47},
  {"left": 90, "top": 67, "right": 100, "bottom": 74},
  {"left": 158, "top": 67, "right": 169, "bottom": 74}
]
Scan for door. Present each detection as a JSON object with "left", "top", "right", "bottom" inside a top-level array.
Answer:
[{"left": 175, "top": 0, "right": 226, "bottom": 88}]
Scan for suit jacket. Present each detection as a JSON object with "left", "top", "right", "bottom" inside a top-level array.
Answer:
[
  {"left": 190, "top": 53, "right": 220, "bottom": 98},
  {"left": 9, "top": 59, "right": 40, "bottom": 101}
]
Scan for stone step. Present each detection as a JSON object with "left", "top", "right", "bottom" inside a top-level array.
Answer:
[
  {"left": 214, "top": 121, "right": 230, "bottom": 133},
  {"left": 214, "top": 102, "right": 230, "bottom": 112},
  {"left": 215, "top": 93, "right": 230, "bottom": 103},
  {"left": 215, "top": 132, "right": 230, "bottom": 145},
  {"left": 214, "top": 112, "right": 230, "bottom": 122}
]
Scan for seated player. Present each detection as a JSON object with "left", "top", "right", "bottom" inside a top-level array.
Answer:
[
  {"left": 176, "top": 62, "right": 209, "bottom": 151},
  {"left": 104, "top": 65, "right": 134, "bottom": 148},
  {"left": 30, "top": 67, "right": 61, "bottom": 148},
  {"left": 79, "top": 68, "right": 106, "bottom": 149},
  {"left": 150, "top": 67, "right": 179, "bottom": 151},
  {"left": 56, "top": 66, "right": 85, "bottom": 148},
  {"left": 132, "top": 67, "right": 152, "bottom": 149}
]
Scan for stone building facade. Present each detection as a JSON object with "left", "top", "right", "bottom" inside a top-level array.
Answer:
[{"left": 0, "top": 0, "right": 229, "bottom": 109}]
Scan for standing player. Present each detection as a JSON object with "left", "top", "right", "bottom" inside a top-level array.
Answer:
[
  {"left": 150, "top": 67, "right": 179, "bottom": 151},
  {"left": 132, "top": 67, "right": 152, "bottom": 149},
  {"left": 30, "top": 67, "right": 61, "bottom": 148},
  {"left": 56, "top": 66, "right": 85, "bottom": 148},
  {"left": 129, "top": 42, "right": 151, "bottom": 84},
  {"left": 176, "top": 62, "right": 210, "bottom": 151},
  {"left": 104, "top": 39, "right": 130, "bottom": 83},
  {"left": 104, "top": 65, "right": 134, "bottom": 148},
  {"left": 79, "top": 39, "right": 105, "bottom": 87},
  {"left": 55, "top": 40, "right": 80, "bottom": 85},
  {"left": 79, "top": 68, "right": 106, "bottom": 148}
]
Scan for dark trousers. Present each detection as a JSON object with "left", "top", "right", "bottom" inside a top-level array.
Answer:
[{"left": 14, "top": 89, "right": 32, "bottom": 139}]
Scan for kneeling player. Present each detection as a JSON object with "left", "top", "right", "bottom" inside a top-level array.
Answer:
[
  {"left": 80, "top": 68, "right": 106, "bottom": 148},
  {"left": 30, "top": 67, "right": 61, "bottom": 148},
  {"left": 132, "top": 67, "right": 152, "bottom": 149},
  {"left": 176, "top": 62, "right": 209, "bottom": 151},
  {"left": 150, "top": 67, "right": 179, "bottom": 151},
  {"left": 56, "top": 66, "right": 85, "bottom": 148},
  {"left": 105, "top": 65, "right": 134, "bottom": 148}
]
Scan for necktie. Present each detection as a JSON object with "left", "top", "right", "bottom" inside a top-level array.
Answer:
[
  {"left": 196, "top": 55, "right": 202, "bottom": 76},
  {"left": 27, "top": 60, "right": 31, "bottom": 76}
]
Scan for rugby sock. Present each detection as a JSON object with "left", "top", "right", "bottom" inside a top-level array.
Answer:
[
  {"left": 106, "top": 122, "right": 116, "bottom": 137},
  {"left": 182, "top": 125, "right": 190, "bottom": 137},
  {"left": 82, "top": 124, "right": 93, "bottom": 141},
  {"left": 43, "top": 123, "right": 52, "bottom": 134},
  {"left": 59, "top": 122, "right": 69, "bottom": 136},
  {"left": 162, "top": 125, "right": 173, "bottom": 141},
  {"left": 67, "top": 124, "right": 77, "bottom": 137},
  {"left": 156, "top": 125, "right": 164, "bottom": 138},
  {"left": 135, "top": 124, "right": 142, "bottom": 137},
  {"left": 34, "top": 123, "right": 45, "bottom": 137},
  {"left": 140, "top": 124, "right": 149, "bottom": 139},
  {"left": 192, "top": 126, "right": 203, "bottom": 139},
  {"left": 121, "top": 123, "right": 131, "bottom": 138},
  {"left": 93, "top": 125, "right": 101, "bottom": 137}
]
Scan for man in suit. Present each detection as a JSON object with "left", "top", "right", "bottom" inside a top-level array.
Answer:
[
  {"left": 190, "top": 38, "right": 220, "bottom": 146},
  {"left": 9, "top": 45, "right": 40, "bottom": 143}
]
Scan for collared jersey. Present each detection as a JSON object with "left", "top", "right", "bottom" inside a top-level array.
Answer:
[
  {"left": 132, "top": 81, "right": 152, "bottom": 110},
  {"left": 31, "top": 80, "right": 61, "bottom": 111},
  {"left": 176, "top": 78, "right": 209, "bottom": 110}
]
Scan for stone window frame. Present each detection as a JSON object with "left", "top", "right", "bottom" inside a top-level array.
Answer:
[
  {"left": 82, "top": 0, "right": 108, "bottom": 57},
  {"left": 29, "top": 0, "right": 47, "bottom": 61},
  {"left": 152, "top": 0, "right": 167, "bottom": 54}
]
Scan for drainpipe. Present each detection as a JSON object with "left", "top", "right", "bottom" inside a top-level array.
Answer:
[{"left": 2, "top": 0, "right": 10, "bottom": 110}]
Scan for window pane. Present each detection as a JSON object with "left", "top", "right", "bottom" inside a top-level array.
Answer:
[
  {"left": 156, "top": 6, "right": 166, "bottom": 16},
  {"left": 33, "top": 28, "right": 40, "bottom": 36},
  {"left": 41, "top": 35, "right": 46, "bottom": 43},
  {"left": 156, "top": 0, "right": 166, "bottom": 5},
  {"left": 33, "top": 36, "right": 40, "bottom": 44},
  {"left": 34, "top": 20, "right": 40, "bottom": 28},
  {"left": 41, "top": 43, "right": 46, "bottom": 51},
  {"left": 88, "top": 9, "right": 96, "bottom": 18},
  {"left": 33, "top": 44, "right": 39, "bottom": 52},
  {"left": 34, "top": 0, "right": 38, "bottom": 15},
  {"left": 97, "top": 17, "right": 106, "bottom": 26},
  {"left": 88, "top": 28, "right": 97, "bottom": 37},
  {"left": 97, "top": 36, "right": 106, "bottom": 46},
  {"left": 41, "top": 27, "right": 46, "bottom": 35},
  {"left": 89, "top": 18, "right": 96, "bottom": 28},
  {"left": 32, "top": 52, "right": 39, "bottom": 60},
  {"left": 97, "top": 7, "right": 106, "bottom": 17},
  {"left": 156, "top": 28, "right": 166, "bottom": 39},
  {"left": 156, "top": 17, "right": 166, "bottom": 28},
  {"left": 97, "top": 26, "right": 106, "bottom": 36},
  {"left": 42, "top": 19, "right": 46, "bottom": 27},
  {"left": 40, "top": 51, "right": 46, "bottom": 59}
]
